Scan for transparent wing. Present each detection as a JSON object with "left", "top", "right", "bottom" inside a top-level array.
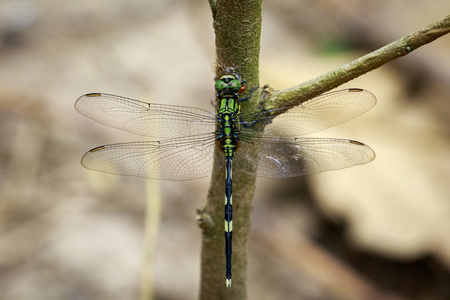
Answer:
[
  {"left": 75, "top": 93, "right": 217, "bottom": 139},
  {"left": 236, "top": 136, "right": 375, "bottom": 178},
  {"left": 241, "top": 88, "right": 376, "bottom": 137},
  {"left": 81, "top": 133, "right": 218, "bottom": 180}
]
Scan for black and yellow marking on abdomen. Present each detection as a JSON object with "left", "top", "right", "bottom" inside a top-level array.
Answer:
[{"left": 224, "top": 157, "right": 233, "bottom": 287}]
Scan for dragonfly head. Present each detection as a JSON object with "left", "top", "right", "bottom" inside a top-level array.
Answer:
[{"left": 215, "top": 74, "right": 246, "bottom": 95}]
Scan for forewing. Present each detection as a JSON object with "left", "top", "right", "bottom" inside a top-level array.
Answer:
[
  {"left": 241, "top": 88, "right": 376, "bottom": 137},
  {"left": 75, "top": 93, "right": 217, "bottom": 139},
  {"left": 81, "top": 134, "right": 217, "bottom": 180},
  {"left": 237, "top": 136, "right": 375, "bottom": 178}
]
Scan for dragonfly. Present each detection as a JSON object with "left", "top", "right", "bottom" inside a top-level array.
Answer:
[{"left": 75, "top": 73, "right": 376, "bottom": 287}]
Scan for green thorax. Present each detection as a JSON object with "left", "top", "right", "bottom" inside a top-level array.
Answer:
[{"left": 214, "top": 74, "right": 246, "bottom": 158}]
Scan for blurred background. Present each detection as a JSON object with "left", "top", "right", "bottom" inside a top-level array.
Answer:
[{"left": 0, "top": 0, "right": 449, "bottom": 299}]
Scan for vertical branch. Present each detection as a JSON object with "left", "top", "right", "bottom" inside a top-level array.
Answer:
[
  {"left": 199, "top": 1, "right": 262, "bottom": 299},
  {"left": 213, "top": 0, "right": 262, "bottom": 89}
]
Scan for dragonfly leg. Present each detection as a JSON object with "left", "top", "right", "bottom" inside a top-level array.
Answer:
[
  {"left": 240, "top": 116, "right": 258, "bottom": 128},
  {"left": 210, "top": 98, "right": 217, "bottom": 108},
  {"left": 240, "top": 110, "right": 269, "bottom": 128},
  {"left": 239, "top": 87, "right": 258, "bottom": 103}
]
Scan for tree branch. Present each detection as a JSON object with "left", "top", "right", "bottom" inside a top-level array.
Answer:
[
  {"left": 201, "top": 1, "right": 262, "bottom": 300},
  {"left": 267, "top": 15, "right": 450, "bottom": 115}
]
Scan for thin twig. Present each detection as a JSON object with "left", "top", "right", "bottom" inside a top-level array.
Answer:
[{"left": 267, "top": 15, "right": 450, "bottom": 114}]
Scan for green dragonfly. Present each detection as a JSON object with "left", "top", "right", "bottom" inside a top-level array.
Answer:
[{"left": 75, "top": 74, "right": 376, "bottom": 287}]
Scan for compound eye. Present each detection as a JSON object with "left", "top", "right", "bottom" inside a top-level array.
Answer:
[
  {"left": 215, "top": 80, "right": 227, "bottom": 92},
  {"left": 228, "top": 79, "right": 241, "bottom": 91}
]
